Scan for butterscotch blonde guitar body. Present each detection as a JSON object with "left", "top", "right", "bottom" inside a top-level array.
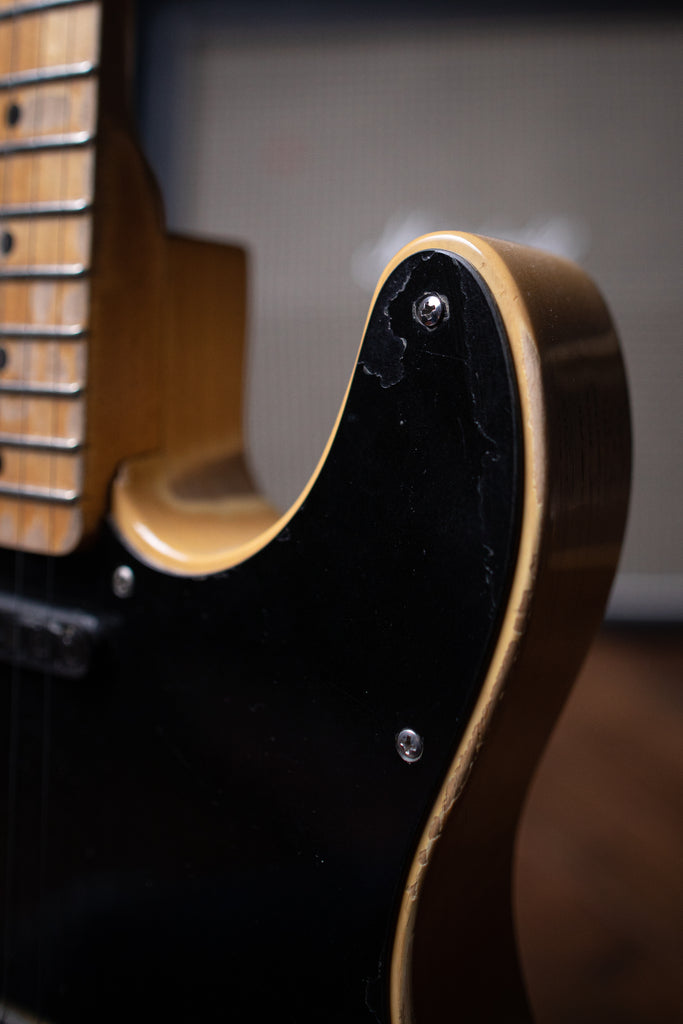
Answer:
[{"left": 0, "top": 3, "right": 630, "bottom": 1024}]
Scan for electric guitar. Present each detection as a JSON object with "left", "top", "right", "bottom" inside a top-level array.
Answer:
[{"left": 0, "top": 2, "right": 630, "bottom": 1022}]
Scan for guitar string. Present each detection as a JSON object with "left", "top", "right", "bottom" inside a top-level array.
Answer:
[
  {"left": 35, "top": 5, "right": 81, "bottom": 1015},
  {"left": 0, "top": 6, "right": 33, "bottom": 1015},
  {"left": 42, "top": 5, "right": 93, "bottom": 1018},
  {"left": 36, "top": 7, "right": 86, "bottom": 1018},
  {"left": 22, "top": 5, "right": 53, "bottom": 1017},
  {"left": 0, "top": 4, "right": 72, "bottom": 1020},
  {"left": 34, "top": 7, "right": 54, "bottom": 1016},
  {"left": 1, "top": 8, "right": 27, "bottom": 1023}
]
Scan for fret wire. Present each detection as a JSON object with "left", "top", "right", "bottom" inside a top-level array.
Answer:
[
  {"left": 0, "top": 379, "right": 82, "bottom": 394},
  {"left": 0, "top": 130, "right": 93, "bottom": 153},
  {"left": 0, "top": 2, "right": 84, "bottom": 22},
  {"left": 0, "top": 434, "right": 82, "bottom": 451},
  {"left": 0, "top": 482, "right": 79, "bottom": 503},
  {"left": 0, "top": 200, "right": 91, "bottom": 215},
  {"left": 0, "top": 60, "right": 95, "bottom": 88},
  {"left": 0, "top": 331, "right": 84, "bottom": 339},
  {"left": 0, "top": 264, "right": 87, "bottom": 277},
  {"left": 0, "top": 325, "right": 87, "bottom": 337}
]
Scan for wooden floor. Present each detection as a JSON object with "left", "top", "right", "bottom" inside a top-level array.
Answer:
[{"left": 516, "top": 626, "right": 683, "bottom": 1023}]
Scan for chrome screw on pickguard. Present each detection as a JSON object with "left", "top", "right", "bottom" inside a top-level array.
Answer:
[
  {"left": 112, "top": 565, "right": 135, "bottom": 599},
  {"left": 396, "top": 728, "right": 424, "bottom": 763},
  {"left": 413, "top": 292, "right": 448, "bottom": 330}
]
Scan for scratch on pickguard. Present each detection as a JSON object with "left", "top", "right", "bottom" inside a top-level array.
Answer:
[
  {"left": 423, "top": 348, "right": 467, "bottom": 364},
  {"left": 364, "top": 960, "right": 384, "bottom": 1022},
  {"left": 458, "top": 271, "right": 504, "bottom": 598},
  {"left": 359, "top": 262, "right": 412, "bottom": 388}
]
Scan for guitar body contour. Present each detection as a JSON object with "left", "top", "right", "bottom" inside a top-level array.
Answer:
[
  {"left": 0, "top": 233, "right": 630, "bottom": 1023},
  {"left": 0, "top": 4, "right": 630, "bottom": 1022}
]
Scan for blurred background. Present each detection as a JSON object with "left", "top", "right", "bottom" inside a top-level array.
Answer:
[
  {"left": 135, "top": 0, "right": 682, "bottom": 622},
  {"left": 134, "top": 2, "right": 682, "bottom": 1020}
]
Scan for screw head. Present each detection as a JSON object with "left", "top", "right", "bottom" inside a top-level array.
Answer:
[
  {"left": 414, "top": 292, "right": 447, "bottom": 330},
  {"left": 396, "top": 727, "right": 424, "bottom": 763},
  {"left": 112, "top": 565, "right": 135, "bottom": 599},
  {"left": 59, "top": 624, "right": 89, "bottom": 672}
]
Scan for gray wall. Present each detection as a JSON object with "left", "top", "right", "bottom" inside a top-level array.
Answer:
[{"left": 138, "top": 5, "right": 683, "bottom": 619}]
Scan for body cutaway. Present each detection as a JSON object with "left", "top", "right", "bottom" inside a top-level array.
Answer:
[{"left": 1, "top": 230, "right": 630, "bottom": 1022}]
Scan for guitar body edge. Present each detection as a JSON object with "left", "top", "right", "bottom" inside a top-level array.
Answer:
[{"left": 389, "top": 233, "right": 631, "bottom": 1023}]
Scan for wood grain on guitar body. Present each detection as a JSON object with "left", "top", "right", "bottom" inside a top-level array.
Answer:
[{"left": 0, "top": 2, "right": 630, "bottom": 1023}]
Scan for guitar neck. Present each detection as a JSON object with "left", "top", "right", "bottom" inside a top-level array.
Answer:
[
  {"left": 0, "top": 0, "right": 251, "bottom": 565},
  {"left": 0, "top": 0, "right": 100, "bottom": 555}
]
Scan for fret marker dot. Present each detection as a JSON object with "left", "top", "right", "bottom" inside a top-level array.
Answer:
[
  {"left": 0, "top": 349, "right": 7, "bottom": 371},
  {"left": 1, "top": 232, "right": 13, "bottom": 256},
  {"left": 6, "top": 103, "right": 21, "bottom": 127}
]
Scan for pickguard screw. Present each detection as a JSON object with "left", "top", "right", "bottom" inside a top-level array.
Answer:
[
  {"left": 112, "top": 565, "right": 135, "bottom": 599},
  {"left": 59, "top": 625, "right": 88, "bottom": 670},
  {"left": 414, "top": 292, "right": 448, "bottom": 330},
  {"left": 396, "top": 728, "right": 424, "bottom": 763}
]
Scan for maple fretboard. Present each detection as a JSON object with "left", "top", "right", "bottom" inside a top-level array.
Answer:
[{"left": 0, "top": 0, "right": 100, "bottom": 554}]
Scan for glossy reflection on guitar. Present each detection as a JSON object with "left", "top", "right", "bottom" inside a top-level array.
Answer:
[{"left": 0, "top": 3, "right": 630, "bottom": 1022}]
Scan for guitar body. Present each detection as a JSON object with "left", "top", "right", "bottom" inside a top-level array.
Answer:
[
  {"left": 1, "top": 237, "right": 630, "bottom": 1022},
  {"left": 0, "top": 4, "right": 630, "bottom": 1023}
]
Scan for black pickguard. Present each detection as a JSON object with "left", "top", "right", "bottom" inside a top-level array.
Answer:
[{"left": 0, "top": 251, "right": 522, "bottom": 1022}]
